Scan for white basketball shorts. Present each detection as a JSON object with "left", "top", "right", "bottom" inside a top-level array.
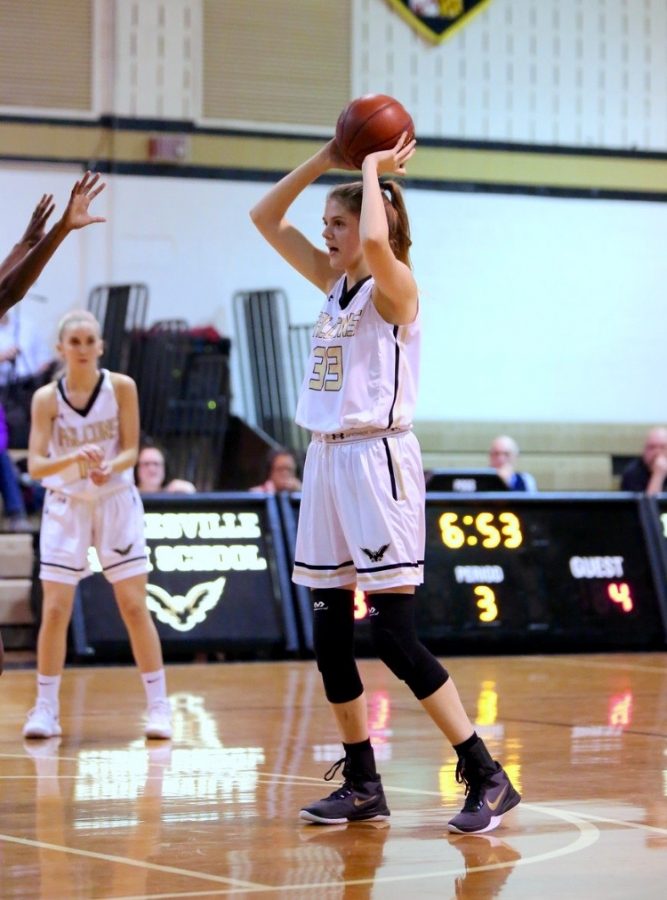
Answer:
[
  {"left": 293, "top": 429, "right": 425, "bottom": 591},
  {"left": 40, "top": 485, "right": 148, "bottom": 586}
]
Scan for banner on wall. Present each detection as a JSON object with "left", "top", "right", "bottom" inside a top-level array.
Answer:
[{"left": 386, "top": 0, "right": 492, "bottom": 44}]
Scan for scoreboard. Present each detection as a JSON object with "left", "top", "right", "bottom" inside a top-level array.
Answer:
[
  {"left": 417, "top": 493, "right": 667, "bottom": 652},
  {"left": 280, "top": 492, "right": 667, "bottom": 655},
  {"left": 68, "top": 491, "right": 667, "bottom": 662}
]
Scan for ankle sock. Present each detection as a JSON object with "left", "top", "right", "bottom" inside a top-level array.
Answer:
[
  {"left": 343, "top": 738, "right": 378, "bottom": 781},
  {"left": 141, "top": 668, "right": 167, "bottom": 705},
  {"left": 454, "top": 731, "right": 480, "bottom": 758},
  {"left": 36, "top": 674, "right": 61, "bottom": 711}
]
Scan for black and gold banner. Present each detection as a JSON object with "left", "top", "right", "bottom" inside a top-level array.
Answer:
[{"left": 386, "top": 0, "right": 492, "bottom": 43}]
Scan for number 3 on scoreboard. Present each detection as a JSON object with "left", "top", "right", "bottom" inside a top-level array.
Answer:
[
  {"left": 309, "top": 345, "right": 343, "bottom": 391},
  {"left": 474, "top": 585, "right": 499, "bottom": 623}
]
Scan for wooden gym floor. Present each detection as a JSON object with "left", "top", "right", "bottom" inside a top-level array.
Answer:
[{"left": 0, "top": 652, "right": 666, "bottom": 898}]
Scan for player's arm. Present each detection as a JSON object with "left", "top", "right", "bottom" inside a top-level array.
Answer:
[
  {"left": 107, "top": 373, "right": 140, "bottom": 474},
  {"left": 0, "top": 172, "right": 106, "bottom": 317},
  {"left": 360, "top": 135, "right": 418, "bottom": 325},
  {"left": 249, "top": 141, "right": 347, "bottom": 293},
  {"left": 0, "top": 194, "right": 55, "bottom": 281},
  {"left": 27, "top": 385, "right": 103, "bottom": 478}
]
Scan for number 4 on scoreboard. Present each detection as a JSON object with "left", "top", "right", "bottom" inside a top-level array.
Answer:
[{"left": 608, "top": 582, "right": 633, "bottom": 613}]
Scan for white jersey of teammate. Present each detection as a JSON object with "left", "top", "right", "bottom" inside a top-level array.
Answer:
[
  {"left": 295, "top": 275, "right": 420, "bottom": 435},
  {"left": 42, "top": 369, "right": 134, "bottom": 499}
]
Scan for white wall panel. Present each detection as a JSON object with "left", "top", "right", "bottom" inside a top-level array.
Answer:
[
  {"left": 114, "top": 0, "right": 201, "bottom": 119},
  {"left": 2, "top": 162, "right": 665, "bottom": 425},
  {"left": 354, "top": 0, "right": 667, "bottom": 150}
]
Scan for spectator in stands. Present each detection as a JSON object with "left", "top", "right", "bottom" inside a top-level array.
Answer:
[
  {"left": 0, "top": 172, "right": 105, "bottom": 318},
  {"left": 250, "top": 448, "right": 302, "bottom": 494},
  {"left": 0, "top": 402, "right": 31, "bottom": 531},
  {"left": 488, "top": 435, "right": 537, "bottom": 492},
  {"left": 620, "top": 427, "right": 667, "bottom": 495},
  {"left": 135, "top": 444, "right": 196, "bottom": 494},
  {"left": 0, "top": 307, "right": 55, "bottom": 387}
]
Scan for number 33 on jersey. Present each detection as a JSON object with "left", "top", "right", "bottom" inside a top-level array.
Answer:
[{"left": 295, "top": 275, "right": 420, "bottom": 435}]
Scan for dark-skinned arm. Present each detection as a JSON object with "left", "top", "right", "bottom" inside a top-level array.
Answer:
[{"left": 0, "top": 171, "right": 106, "bottom": 316}]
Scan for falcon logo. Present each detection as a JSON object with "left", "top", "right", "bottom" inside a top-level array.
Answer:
[
  {"left": 145, "top": 577, "right": 226, "bottom": 632},
  {"left": 361, "top": 544, "right": 390, "bottom": 562},
  {"left": 113, "top": 543, "right": 133, "bottom": 556}
]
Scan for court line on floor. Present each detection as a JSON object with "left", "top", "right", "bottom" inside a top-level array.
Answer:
[
  {"left": 530, "top": 804, "right": 667, "bottom": 836},
  {"left": 95, "top": 803, "right": 600, "bottom": 899},
  {"left": 4, "top": 770, "right": 660, "bottom": 898},
  {"left": 3, "top": 801, "right": 596, "bottom": 900},
  {"left": 0, "top": 833, "right": 269, "bottom": 891}
]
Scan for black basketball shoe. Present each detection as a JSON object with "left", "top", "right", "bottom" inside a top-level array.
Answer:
[
  {"left": 300, "top": 757, "right": 391, "bottom": 825},
  {"left": 447, "top": 742, "right": 521, "bottom": 835}
]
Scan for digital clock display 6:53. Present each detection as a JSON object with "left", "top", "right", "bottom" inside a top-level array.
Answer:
[{"left": 439, "top": 512, "right": 523, "bottom": 549}]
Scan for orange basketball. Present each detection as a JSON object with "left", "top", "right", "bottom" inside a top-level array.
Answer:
[{"left": 335, "top": 94, "right": 415, "bottom": 169}]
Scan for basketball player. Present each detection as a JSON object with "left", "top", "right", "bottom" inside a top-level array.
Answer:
[
  {"left": 250, "top": 135, "right": 520, "bottom": 834},
  {"left": 0, "top": 171, "right": 104, "bottom": 317},
  {"left": 23, "top": 310, "right": 172, "bottom": 741}
]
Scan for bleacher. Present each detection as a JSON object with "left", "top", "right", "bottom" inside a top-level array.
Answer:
[
  {"left": 416, "top": 420, "right": 645, "bottom": 491},
  {"left": 0, "top": 532, "right": 35, "bottom": 650}
]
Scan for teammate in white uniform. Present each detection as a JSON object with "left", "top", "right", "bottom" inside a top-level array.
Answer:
[
  {"left": 23, "top": 310, "right": 172, "bottom": 741},
  {"left": 250, "top": 134, "right": 520, "bottom": 834}
]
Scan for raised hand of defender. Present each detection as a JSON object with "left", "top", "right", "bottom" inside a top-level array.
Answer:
[
  {"left": 61, "top": 171, "right": 107, "bottom": 232},
  {"left": 20, "top": 194, "right": 55, "bottom": 247}
]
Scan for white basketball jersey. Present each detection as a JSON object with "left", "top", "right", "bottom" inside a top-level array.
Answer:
[
  {"left": 42, "top": 369, "right": 133, "bottom": 499},
  {"left": 295, "top": 275, "right": 420, "bottom": 434}
]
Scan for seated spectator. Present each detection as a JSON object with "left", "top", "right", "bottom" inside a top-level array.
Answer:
[
  {"left": 135, "top": 444, "right": 197, "bottom": 494},
  {"left": 488, "top": 435, "right": 537, "bottom": 492},
  {"left": 250, "top": 448, "right": 301, "bottom": 494},
  {"left": 620, "top": 427, "right": 667, "bottom": 495},
  {"left": 0, "top": 307, "right": 55, "bottom": 387},
  {"left": 0, "top": 402, "right": 31, "bottom": 531}
]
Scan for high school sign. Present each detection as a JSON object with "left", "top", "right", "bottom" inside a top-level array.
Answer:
[{"left": 386, "top": 0, "right": 492, "bottom": 44}]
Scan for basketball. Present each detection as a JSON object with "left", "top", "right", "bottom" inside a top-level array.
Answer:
[{"left": 335, "top": 94, "right": 415, "bottom": 169}]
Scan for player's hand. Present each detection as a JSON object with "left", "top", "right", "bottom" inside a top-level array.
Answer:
[
  {"left": 20, "top": 194, "right": 55, "bottom": 247},
  {"left": 61, "top": 171, "right": 106, "bottom": 232},
  {"left": 362, "top": 132, "right": 416, "bottom": 176},
  {"left": 651, "top": 453, "right": 667, "bottom": 477},
  {"left": 323, "top": 139, "right": 356, "bottom": 171},
  {"left": 89, "top": 461, "right": 112, "bottom": 486},
  {"left": 75, "top": 443, "right": 104, "bottom": 467}
]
